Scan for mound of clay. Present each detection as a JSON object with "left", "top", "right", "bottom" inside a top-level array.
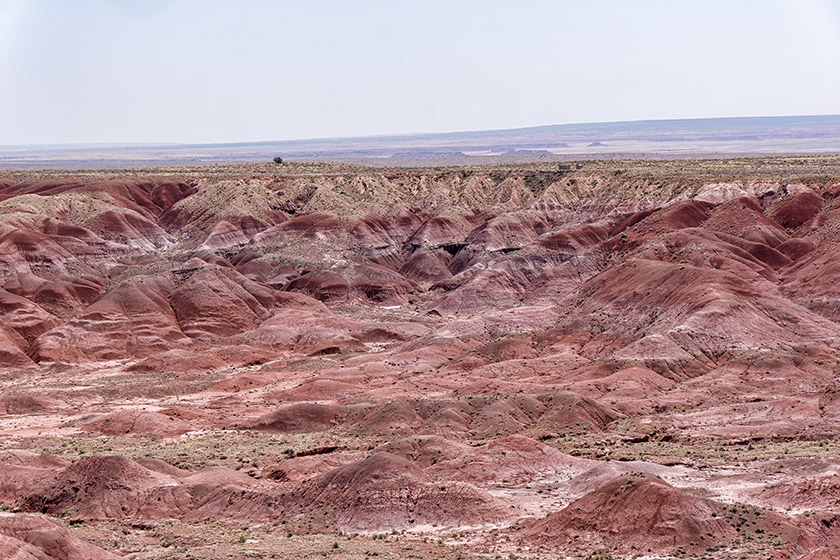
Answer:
[
  {"left": 211, "top": 371, "right": 278, "bottom": 393},
  {"left": 568, "top": 255, "right": 839, "bottom": 370},
  {"left": 267, "top": 378, "right": 359, "bottom": 402},
  {"left": 538, "top": 223, "right": 609, "bottom": 253},
  {"left": 377, "top": 435, "right": 472, "bottom": 468},
  {"left": 179, "top": 466, "right": 258, "bottom": 488},
  {"left": 0, "top": 514, "right": 121, "bottom": 560},
  {"left": 624, "top": 200, "right": 713, "bottom": 242},
  {"left": 782, "top": 248, "right": 840, "bottom": 320},
  {"left": 776, "top": 237, "right": 815, "bottom": 260},
  {"left": 537, "top": 392, "right": 623, "bottom": 432},
  {"left": 0, "top": 289, "right": 59, "bottom": 343},
  {"left": 768, "top": 187, "right": 824, "bottom": 230},
  {"left": 757, "top": 475, "right": 840, "bottom": 511},
  {"left": 0, "top": 451, "right": 69, "bottom": 470},
  {"left": 229, "top": 293, "right": 364, "bottom": 354},
  {"left": 243, "top": 403, "right": 355, "bottom": 433},
  {"left": 169, "top": 264, "right": 277, "bottom": 338},
  {"left": 399, "top": 248, "right": 453, "bottom": 282},
  {"left": 0, "top": 533, "right": 52, "bottom": 560},
  {"left": 262, "top": 452, "right": 358, "bottom": 482},
  {"left": 466, "top": 395, "right": 544, "bottom": 437},
  {"left": 346, "top": 263, "right": 418, "bottom": 303},
  {"left": 249, "top": 393, "right": 621, "bottom": 438},
  {"left": 284, "top": 270, "right": 350, "bottom": 302},
  {"left": 253, "top": 213, "right": 341, "bottom": 245},
  {"left": 798, "top": 547, "right": 840, "bottom": 560},
  {"left": 294, "top": 452, "right": 515, "bottom": 530},
  {"left": 428, "top": 435, "right": 591, "bottom": 484},
  {"left": 430, "top": 253, "right": 563, "bottom": 315},
  {"left": 0, "top": 329, "right": 35, "bottom": 367},
  {"left": 18, "top": 455, "right": 169, "bottom": 519},
  {"left": 306, "top": 451, "right": 430, "bottom": 488},
  {"left": 701, "top": 195, "right": 789, "bottom": 247},
  {"left": 29, "top": 277, "right": 187, "bottom": 362},
  {"left": 84, "top": 210, "right": 170, "bottom": 249},
  {"left": 350, "top": 215, "right": 397, "bottom": 247},
  {"left": 200, "top": 220, "right": 250, "bottom": 249},
  {"left": 7, "top": 275, "right": 105, "bottom": 321},
  {"left": 0, "top": 395, "right": 60, "bottom": 415},
  {"left": 80, "top": 409, "right": 191, "bottom": 438},
  {"left": 126, "top": 348, "right": 228, "bottom": 374},
  {"left": 523, "top": 473, "right": 737, "bottom": 553},
  {"left": 355, "top": 401, "right": 424, "bottom": 435},
  {"left": 0, "top": 451, "right": 69, "bottom": 501},
  {"left": 133, "top": 457, "right": 189, "bottom": 477},
  {"left": 465, "top": 213, "right": 549, "bottom": 251},
  {"left": 569, "top": 365, "right": 676, "bottom": 415},
  {"left": 407, "top": 217, "right": 464, "bottom": 248},
  {"left": 0, "top": 229, "right": 83, "bottom": 280}
]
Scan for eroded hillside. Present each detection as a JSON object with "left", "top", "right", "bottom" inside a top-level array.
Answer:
[{"left": 2, "top": 157, "right": 840, "bottom": 560}]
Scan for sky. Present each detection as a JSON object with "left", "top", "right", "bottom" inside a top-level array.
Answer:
[{"left": 0, "top": 0, "right": 839, "bottom": 145}]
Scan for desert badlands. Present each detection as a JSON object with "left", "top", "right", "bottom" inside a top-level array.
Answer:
[{"left": 2, "top": 157, "right": 840, "bottom": 559}]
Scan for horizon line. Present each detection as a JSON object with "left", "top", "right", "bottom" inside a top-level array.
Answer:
[{"left": 2, "top": 113, "right": 839, "bottom": 151}]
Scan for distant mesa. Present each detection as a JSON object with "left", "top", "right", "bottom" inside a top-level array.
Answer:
[
  {"left": 388, "top": 150, "right": 467, "bottom": 159},
  {"left": 505, "top": 149, "right": 553, "bottom": 156},
  {"left": 2, "top": 114, "right": 839, "bottom": 168}
]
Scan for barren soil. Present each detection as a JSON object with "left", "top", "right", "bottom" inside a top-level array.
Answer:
[{"left": 2, "top": 157, "right": 840, "bottom": 559}]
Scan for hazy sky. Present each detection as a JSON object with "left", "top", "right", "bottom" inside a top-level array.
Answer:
[{"left": 1, "top": 0, "right": 839, "bottom": 145}]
